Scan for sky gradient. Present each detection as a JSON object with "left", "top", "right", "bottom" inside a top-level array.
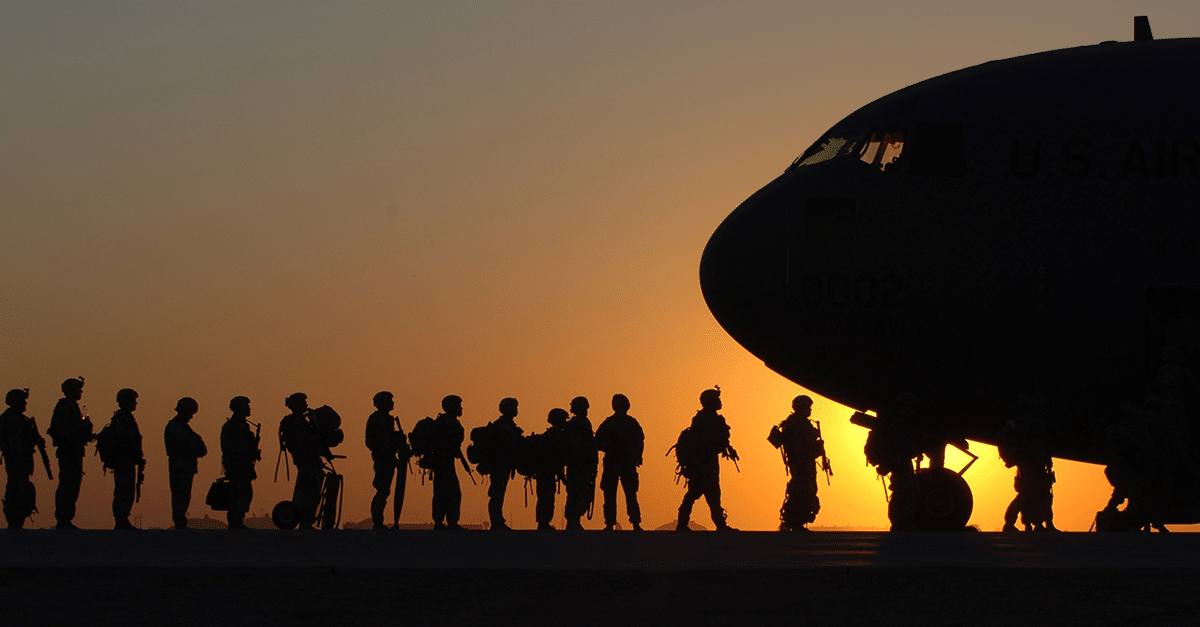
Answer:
[{"left": 4, "top": 1, "right": 1200, "bottom": 531}]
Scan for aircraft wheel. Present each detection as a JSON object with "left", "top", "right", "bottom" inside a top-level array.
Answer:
[
  {"left": 914, "top": 467, "right": 973, "bottom": 531},
  {"left": 272, "top": 500, "right": 300, "bottom": 530}
]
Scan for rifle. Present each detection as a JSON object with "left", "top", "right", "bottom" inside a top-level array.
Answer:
[
  {"left": 458, "top": 450, "right": 477, "bottom": 485},
  {"left": 250, "top": 421, "right": 262, "bottom": 461},
  {"left": 135, "top": 459, "right": 146, "bottom": 502},
  {"left": 30, "top": 416, "right": 53, "bottom": 480},
  {"left": 725, "top": 445, "right": 740, "bottom": 472},
  {"left": 816, "top": 420, "right": 833, "bottom": 485}
]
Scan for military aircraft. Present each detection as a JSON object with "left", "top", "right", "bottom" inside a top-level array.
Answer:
[{"left": 699, "top": 17, "right": 1200, "bottom": 529}]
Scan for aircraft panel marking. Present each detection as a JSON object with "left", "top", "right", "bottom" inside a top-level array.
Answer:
[{"left": 1010, "top": 138, "right": 1200, "bottom": 179}]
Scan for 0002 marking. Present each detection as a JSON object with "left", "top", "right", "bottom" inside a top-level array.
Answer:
[{"left": 790, "top": 274, "right": 904, "bottom": 308}]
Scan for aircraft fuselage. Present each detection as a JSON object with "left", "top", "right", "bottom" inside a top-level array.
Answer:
[{"left": 700, "top": 38, "right": 1200, "bottom": 464}]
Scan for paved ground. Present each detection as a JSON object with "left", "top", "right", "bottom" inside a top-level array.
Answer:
[{"left": 2, "top": 530, "right": 1198, "bottom": 625}]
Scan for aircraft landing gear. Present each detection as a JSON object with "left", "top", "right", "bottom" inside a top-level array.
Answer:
[{"left": 913, "top": 467, "right": 974, "bottom": 531}]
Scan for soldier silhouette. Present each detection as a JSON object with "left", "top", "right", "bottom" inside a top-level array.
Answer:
[
  {"left": 279, "top": 393, "right": 324, "bottom": 529},
  {"left": 365, "top": 391, "right": 410, "bottom": 530},
  {"left": 1000, "top": 394, "right": 1057, "bottom": 532},
  {"left": 595, "top": 393, "right": 644, "bottom": 531},
  {"left": 769, "top": 395, "right": 827, "bottom": 531},
  {"left": 0, "top": 389, "right": 46, "bottom": 529},
  {"left": 481, "top": 397, "right": 522, "bottom": 531},
  {"left": 865, "top": 393, "right": 922, "bottom": 531},
  {"left": 96, "top": 388, "right": 144, "bottom": 530},
  {"left": 431, "top": 395, "right": 467, "bottom": 530},
  {"left": 47, "top": 378, "right": 92, "bottom": 529},
  {"left": 563, "top": 396, "right": 598, "bottom": 530},
  {"left": 675, "top": 388, "right": 738, "bottom": 531},
  {"left": 534, "top": 408, "right": 569, "bottom": 530},
  {"left": 221, "top": 396, "right": 259, "bottom": 530},
  {"left": 163, "top": 397, "right": 207, "bottom": 529}
]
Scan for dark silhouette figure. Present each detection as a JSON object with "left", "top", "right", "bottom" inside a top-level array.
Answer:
[
  {"left": 163, "top": 397, "right": 207, "bottom": 530},
  {"left": 0, "top": 389, "right": 46, "bottom": 529},
  {"left": 675, "top": 388, "right": 737, "bottom": 531},
  {"left": 864, "top": 393, "right": 922, "bottom": 531},
  {"left": 563, "top": 396, "right": 598, "bottom": 530},
  {"left": 47, "top": 377, "right": 92, "bottom": 529},
  {"left": 595, "top": 393, "right": 644, "bottom": 531},
  {"left": 533, "top": 408, "right": 569, "bottom": 530},
  {"left": 1097, "top": 343, "right": 1196, "bottom": 533},
  {"left": 365, "top": 391, "right": 410, "bottom": 530},
  {"left": 279, "top": 393, "right": 325, "bottom": 529},
  {"left": 221, "top": 396, "right": 260, "bottom": 530},
  {"left": 430, "top": 395, "right": 467, "bottom": 530},
  {"left": 999, "top": 394, "right": 1057, "bottom": 532},
  {"left": 769, "top": 395, "right": 827, "bottom": 531},
  {"left": 472, "top": 397, "right": 523, "bottom": 530},
  {"left": 95, "top": 388, "right": 144, "bottom": 530}
]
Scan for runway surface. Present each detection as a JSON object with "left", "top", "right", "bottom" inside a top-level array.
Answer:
[
  {"left": 2, "top": 528, "right": 1200, "bottom": 569},
  {"left": 2, "top": 531, "right": 1199, "bottom": 626}
]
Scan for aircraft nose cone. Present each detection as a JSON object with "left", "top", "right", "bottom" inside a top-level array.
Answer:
[{"left": 699, "top": 188, "right": 788, "bottom": 357}]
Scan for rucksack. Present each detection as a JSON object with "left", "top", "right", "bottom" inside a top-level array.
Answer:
[
  {"left": 408, "top": 417, "right": 438, "bottom": 469},
  {"left": 466, "top": 424, "right": 491, "bottom": 468},
  {"left": 668, "top": 427, "right": 704, "bottom": 479},
  {"left": 862, "top": 426, "right": 888, "bottom": 469},
  {"left": 997, "top": 419, "right": 1020, "bottom": 468},
  {"left": 514, "top": 431, "right": 559, "bottom": 479},
  {"left": 310, "top": 405, "right": 344, "bottom": 449},
  {"left": 94, "top": 424, "right": 122, "bottom": 469}
]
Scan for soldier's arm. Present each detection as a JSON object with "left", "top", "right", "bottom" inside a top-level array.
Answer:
[{"left": 194, "top": 431, "right": 208, "bottom": 458}]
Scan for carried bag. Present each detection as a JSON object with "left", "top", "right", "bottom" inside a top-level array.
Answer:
[{"left": 206, "top": 477, "right": 231, "bottom": 511}]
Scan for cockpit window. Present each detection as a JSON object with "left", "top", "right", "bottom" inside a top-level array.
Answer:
[
  {"left": 858, "top": 130, "right": 906, "bottom": 172},
  {"left": 786, "top": 130, "right": 863, "bottom": 173}
]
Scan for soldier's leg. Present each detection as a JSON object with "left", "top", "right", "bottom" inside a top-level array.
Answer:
[
  {"left": 370, "top": 459, "right": 394, "bottom": 526},
  {"left": 55, "top": 455, "right": 83, "bottom": 527},
  {"left": 703, "top": 479, "right": 727, "bottom": 529},
  {"left": 431, "top": 471, "right": 445, "bottom": 526},
  {"left": 112, "top": 464, "right": 136, "bottom": 527},
  {"left": 446, "top": 472, "right": 462, "bottom": 527},
  {"left": 805, "top": 472, "right": 821, "bottom": 524},
  {"left": 677, "top": 480, "right": 702, "bottom": 528},
  {"left": 563, "top": 464, "right": 581, "bottom": 526},
  {"left": 227, "top": 474, "right": 252, "bottom": 529},
  {"left": 293, "top": 464, "right": 323, "bottom": 528},
  {"left": 780, "top": 476, "right": 798, "bottom": 529},
  {"left": 887, "top": 467, "right": 917, "bottom": 531},
  {"left": 535, "top": 476, "right": 556, "bottom": 529},
  {"left": 4, "top": 473, "right": 25, "bottom": 529},
  {"left": 20, "top": 476, "right": 36, "bottom": 528},
  {"left": 599, "top": 464, "right": 619, "bottom": 527},
  {"left": 393, "top": 463, "right": 407, "bottom": 527},
  {"left": 1042, "top": 468, "right": 1058, "bottom": 530},
  {"left": 1003, "top": 493, "right": 1021, "bottom": 529},
  {"left": 168, "top": 468, "right": 190, "bottom": 528},
  {"left": 487, "top": 470, "right": 510, "bottom": 528},
  {"left": 622, "top": 466, "right": 641, "bottom": 527}
]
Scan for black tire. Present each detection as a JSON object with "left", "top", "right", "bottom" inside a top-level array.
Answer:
[
  {"left": 914, "top": 467, "right": 973, "bottom": 531},
  {"left": 272, "top": 500, "right": 299, "bottom": 530}
]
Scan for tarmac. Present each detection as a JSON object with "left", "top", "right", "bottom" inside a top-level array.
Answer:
[{"left": 2, "top": 530, "right": 1199, "bottom": 626}]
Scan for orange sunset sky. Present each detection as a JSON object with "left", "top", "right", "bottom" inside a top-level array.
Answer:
[{"left": 4, "top": 2, "right": 1200, "bottom": 531}]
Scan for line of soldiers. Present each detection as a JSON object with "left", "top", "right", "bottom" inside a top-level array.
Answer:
[
  {"left": 0, "top": 379, "right": 263, "bottom": 530},
  {"left": 365, "top": 393, "right": 650, "bottom": 531},
  {"left": 2, "top": 380, "right": 841, "bottom": 532}
]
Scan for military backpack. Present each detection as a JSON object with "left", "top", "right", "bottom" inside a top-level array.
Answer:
[
  {"left": 668, "top": 427, "right": 704, "bottom": 479},
  {"left": 467, "top": 421, "right": 520, "bottom": 475},
  {"left": 93, "top": 424, "right": 123, "bottom": 469},
  {"left": 408, "top": 417, "right": 438, "bottom": 469}
]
